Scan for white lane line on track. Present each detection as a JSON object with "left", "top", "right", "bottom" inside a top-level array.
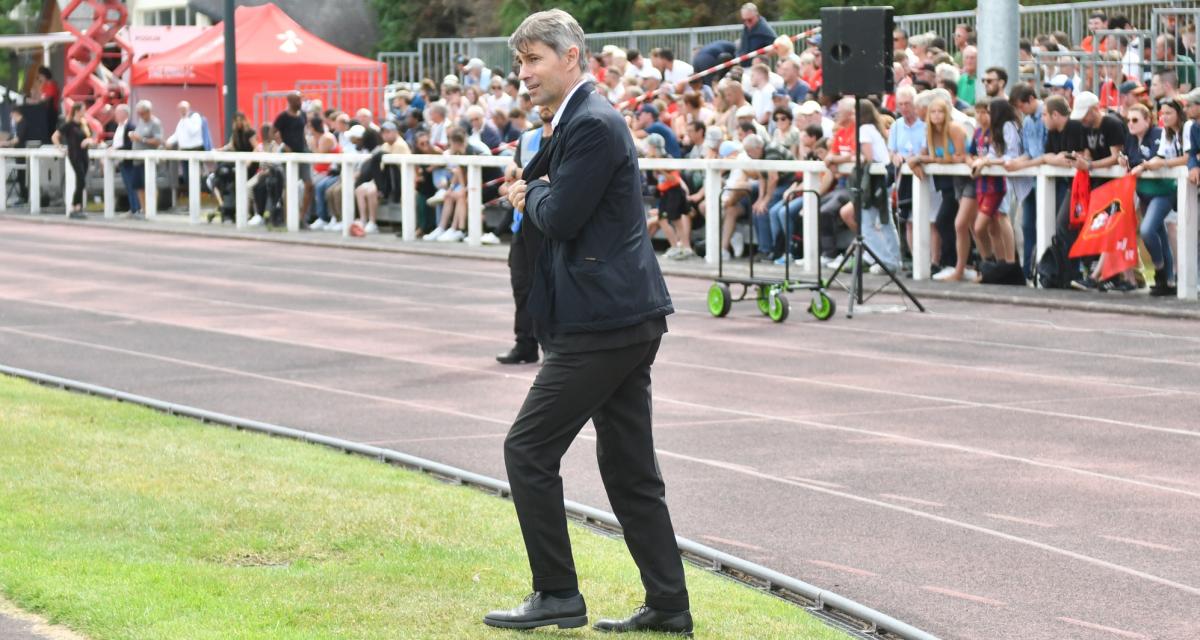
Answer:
[
  {"left": 982, "top": 513, "right": 1058, "bottom": 529},
  {"left": 804, "top": 559, "right": 878, "bottom": 577},
  {"left": 660, "top": 359, "right": 1200, "bottom": 441},
  {"left": 1137, "top": 474, "right": 1200, "bottom": 488},
  {"left": 7, "top": 324, "right": 1200, "bottom": 597},
  {"left": 8, "top": 249, "right": 1200, "bottom": 406},
  {"left": 360, "top": 433, "right": 508, "bottom": 446},
  {"left": 1056, "top": 617, "right": 1152, "bottom": 639},
  {"left": 918, "top": 586, "right": 1007, "bottom": 607},
  {"left": 2, "top": 299, "right": 1198, "bottom": 502},
  {"left": 1098, "top": 535, "right": 1184, "bottom": 553},
  {"left": 654, "top": 417, "right": 769, "bottom": 429},
  {"left": 7, "top": 237, "right": 1200, "bottom": 396},
  {"left": 878, "top": 494, "right": 945, "bottom": 508},
  {"left": 7, "top": 260, "right": 1199, "bottom": 447},
  {"left": 609, "top": 441, "right": 1200, "bottom": 598},
  {"left": 784, "top": 476, "right": 846, "bottom": 489},
  {"left": 699, "top": 536, "right": 768, "bottom": 553}
]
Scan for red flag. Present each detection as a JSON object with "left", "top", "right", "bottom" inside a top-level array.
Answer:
[
  {"left": 1068, "top": 169, "right": 1091, "bottom": 230},
  {"left": 1069, "top": 175, "right": 1138, "bottom": 279}
]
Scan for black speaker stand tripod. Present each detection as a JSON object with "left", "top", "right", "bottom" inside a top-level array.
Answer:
[{"left": 824, "top": 96, "right": 925, "bottom": 318}]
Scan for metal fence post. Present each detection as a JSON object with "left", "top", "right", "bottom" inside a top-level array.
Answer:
[
  {"left": 704, "top": 167, "right": 721, "bottom": 265},
  {"left": 102, "top": 154, "right": 114, "bottom": 218},
  {"left": 188, "top": 158, "right": 201, "bottom": 224}
]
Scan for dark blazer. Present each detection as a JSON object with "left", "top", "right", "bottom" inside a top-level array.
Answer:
[{"left": 522, "top": 81, "right": 673, "bottom": 335}]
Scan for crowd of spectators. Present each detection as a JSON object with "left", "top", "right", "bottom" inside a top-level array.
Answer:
[{"left": 50, "top": 3, "right": 1200, "bottom": 296}]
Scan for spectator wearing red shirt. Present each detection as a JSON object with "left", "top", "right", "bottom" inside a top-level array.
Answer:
[
  {"left": 35, "top": 67, "right": 59, "bottom": 122},
  {"left": 1080, "top": 12, "right": 1110, "bottom": 54}
]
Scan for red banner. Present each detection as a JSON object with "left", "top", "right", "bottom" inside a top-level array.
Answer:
[
  {"left": 1068, "top": 169, "right": 1091, "bottom": 230},
  {"left": 1069, "top": 175, "right": 1139, "bottom": 279}
]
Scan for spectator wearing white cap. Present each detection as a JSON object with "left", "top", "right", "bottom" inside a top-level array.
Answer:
[
  {"left": 462, "top": 57, "right": 492, "bottom": 90},
  {"left": 797, "top": 100, "right": 833, "bottom": 138},
  {"left": 639, "top": 64, "right": 663, "bottom": 95},
  {"left": 1046, "top": 73, "right": 1074, "bottom": 100}
]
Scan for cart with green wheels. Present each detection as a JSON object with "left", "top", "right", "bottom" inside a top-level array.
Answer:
[{"left": 705, "top": 189, "right": 835, "bottom": 323}]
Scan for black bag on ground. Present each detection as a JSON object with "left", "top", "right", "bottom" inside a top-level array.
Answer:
[
  {"left": 980, "top": 260, "right": 1026, "bottom": 285},
  {"left": 1036, "top": 236, "right": 1072, "bottom": 288}
]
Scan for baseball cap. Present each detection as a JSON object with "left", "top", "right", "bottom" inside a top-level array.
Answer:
[
  {"left": 639, "top": 66, "right": 662, "bottom": 81},
  {"left": 442, "top": 74, "right": 460, "bottom": 87},
  {"left": 601, "top": 44, "right": 621, "bottom": 55},
  {"left": 466, "top": 58, "right": 485, "bottom": 70},
  {"left": 1117, "top": 80, "right": 1141, "bottom": 95},
  {"left": 735, "top": 104, "right": 756, "bottom": 119},
  {"left": 798, "top": 100, "right": 821, "bottom": 116},
  {"left": 718, "top": 140, "right": 742, "bottom": 158},
  {"left": 454, "top": 54, "right": 468, "bottom": 66},
  {"left": 1070, "top": 91, "right": 1099, "bottom": 120},
  {"left": 644, "top": 133, "right": 666, "bottom": 156},
  {"left": 1045, "top": 74, "right": 1073, "bottom": 91},
  {"left": 637, "top": 102, "right": 659, "bottom": 117},
  {"left": 1184, "top": 88, "right": 1200, "bottom": 105},
  {"left": 809, "top": 34, "right": 822, "bottom": 47},
  {"left": 380, "top": 120, "right": 398, "bottom": 131},
  {"left": 348, "top": 124, "right": 366, "bottom": 139}
]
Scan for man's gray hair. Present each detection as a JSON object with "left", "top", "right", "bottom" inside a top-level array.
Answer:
[
  {"left": 741, "top": 3, "right": 759, "bottom": 15},
  {"left": 742, "top": 134, "right": 763, "bottom": 150},
  {"left": 135, "top": 99, "right": 152, "bottom": 113},
  {"left": 508, "top": 9, "right": 588, "bottom": 72}
]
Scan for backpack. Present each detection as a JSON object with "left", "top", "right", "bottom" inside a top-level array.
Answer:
[
  {"left": 980, "top": 260, "right": 1026, "bottom": 285},
  {"left": 1037, "top": 237, "right": 1072, "bottom": 288}
]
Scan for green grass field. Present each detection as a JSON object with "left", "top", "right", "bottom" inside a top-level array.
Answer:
[{"left": 0, "top": 375, "right": 850, "bottom": 640}]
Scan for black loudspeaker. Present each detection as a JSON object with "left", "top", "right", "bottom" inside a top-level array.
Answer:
[{"left": 820, "top": 6, "right": 894, "bottom": 96}]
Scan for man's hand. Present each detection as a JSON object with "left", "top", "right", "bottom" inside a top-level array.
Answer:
[
  {"left": 1074, "top": 155, "right": 1090, "bottom": 173},
  {"left": 752, "top": 199, "right": 768, "bottom": 215},
  {"left": 1190, "top": 167, "right": 1200, "bottom": 185},
  {"left": 507, "top": 179, "right": 527, "bottom": 211}
]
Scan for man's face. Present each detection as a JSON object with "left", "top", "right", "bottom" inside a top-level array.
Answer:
[
  {"left": 382, "top": 129, "right": 398, "bottom": 144},
  {"left": 651, "top": 55, "right": 668, "bottom": 72},
  {"left": 1017, "top": 98, "right": 1037, "bottom": 116},
  {"left": 982, "top": 71, "right": 1003, "bottom": 97},
  {"left": 137, "top": 108, "right": 151, "bottom": 122},
  {"left": 1089, "top": 17, "right": 1106, "bottom": 33},
  {"left": 741, "top": 10, "right": 758, "bottom": 29},
  {"left": 539, "top": 106, "right": 554, "bottom": 123},
  {"left": 963, "top": 49, "right": 977, "bottom": 74},
  {"left": 637, "top": 111, "right": 654, "bottom": 129},
  {"left": 1082, "top": 108, "right": 1099, "bottom": 128},
  {"left": 416, "top": 136, "right": 432, "bottom": 152},
  {"left": 777, "top": 60, "right": 797, "bottom": 82},
  {"left": 449, "top": 139, "right": 466, "bottom": 154},
  {"left": 1188, "top": 102, "right": 1200, "bottom": 120},
  {"left": 516, "top": 40, "right": 579, "bottom": 108},
  {"left": 469, "top": 112, "right": 486, "bottom": 132},
  {"left": 894, "top": 30, "right": 907, "bottom": 50},
  {"left": 896, "top": 94, "right": 914, "bottom": 120},
  {"left": 1151, "top": 74, "right": 1164, "bottom": 99},
  {"left": 1044, "top": 110, "right": 1065, "bottom": 132},
  {"left": 688, "top": 127, "right": 704, "bottom": 145},
  {"left": 745, "top": 144, "right": 763, "bottom": 160},
  {"left": 954, "top": 27, "right": 968, "bottom": 50}
]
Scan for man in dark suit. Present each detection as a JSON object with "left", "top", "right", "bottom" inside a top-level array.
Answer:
[{"left": 482, "top": 9, "right": 692, "bottom": 637}]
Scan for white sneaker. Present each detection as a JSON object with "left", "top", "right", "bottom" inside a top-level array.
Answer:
[
  {"left": 364, "top": 221, "right": 379, "bottom": 234},
  {"left": 664, "top": 246, "right": 682, "bottom": 259},
  {"left": 309, "top": 219, "right": 327, "bottom": 230},
  {"left": 964, "top": 267, "right": 979, "bottom": 280},
  {"left": 932, "top": 266, "right": 957, "bottom": 281},
  {"left": 820, "top": 254, "right": 841, "bottom": 268},
  {"left": 438, "top": 228, "right": 465, "bottom": 242},
  {"left": 326, "top": 220, "right": 343, "bottom": 232},
  {"left": 721, "top": 248, "right": 733, "bottom": 261},
  {"left": 480, "top": 231, "right": 501, "bottom": 245},
  {"left": 731, "top": 231, "right": 745, "bottom": 258},
  {"left": 674, "top": 246, "right": 696, "bottom": 260},
  {"left": 248, "top": 214, "right": 264, "bottom": 226},
  {"left": 426, "top": 189, "right": 447, "bottom": 206},
  {"left": 423, "top": 227, "right": 445, "bottom": 241}
]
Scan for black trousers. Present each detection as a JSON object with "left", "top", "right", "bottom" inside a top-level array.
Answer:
[
  {"left": 507, "top": 223, "right": 543, "bottom": 352},
  {"left": 503, "top": 337, "right": 690, "bottom": 611}
]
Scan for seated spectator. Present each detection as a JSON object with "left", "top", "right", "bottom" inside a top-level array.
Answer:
[
  {"left": 466, "top": 105, "right": 502, "bottom": 151},
  {"left": 719, "top": 139, "right": 752, "bottom": 259},
  {"left": 634, "top": 103, "right": 681, "bottom": 157},
  {"left": 249, "top": 123, "right": 284, "bottom": 227},
  {"left": 770, "top": 107, "right": 800, "bottom": 158}
]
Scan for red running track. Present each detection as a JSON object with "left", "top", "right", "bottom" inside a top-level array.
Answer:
[{"left": 0, "top": 220, "right": 1197, "bottom": 639}]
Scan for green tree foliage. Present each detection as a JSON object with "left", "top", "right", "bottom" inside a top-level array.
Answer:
[{"left": 498, "top": 0, "right": 634, "bottom": 35}]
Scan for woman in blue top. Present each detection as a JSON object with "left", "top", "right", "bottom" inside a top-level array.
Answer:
[
  {"left": 1122, "top": 100, "right": 1180, "bottom": 296},
  {"left": 909, "top": 97, "right": 968, "bottom": 278}
]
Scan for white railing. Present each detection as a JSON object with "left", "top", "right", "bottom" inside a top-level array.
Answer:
[{"left": 1, "top": 146, "right": 1195, "bottom": 301}]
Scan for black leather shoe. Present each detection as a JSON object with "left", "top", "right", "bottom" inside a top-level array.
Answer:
[
  {"left": 495, "top": 347, "right": 539, "bottom": 365},
  {"left": 482, "top": 591, "right": 587, "bottom": 630},
  {"left": 594, "top": 605, "right": 693, "bottom": 636}
]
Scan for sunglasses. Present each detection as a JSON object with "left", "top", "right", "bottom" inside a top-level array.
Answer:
[
  {"left": 774, "top": 116, "right": 789, "bottom": 121},
  {"left": 1128, "top": 117, "right": 1143, "bottom": 123}
]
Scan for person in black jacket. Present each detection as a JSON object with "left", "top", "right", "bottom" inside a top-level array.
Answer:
[
  {"left": 738, "top": 3, "right": 778, "bottom": 63},
  {"left": 483, "top": 9, "right": 691, "bottom": 637}
]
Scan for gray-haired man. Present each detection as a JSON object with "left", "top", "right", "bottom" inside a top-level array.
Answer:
[{"left": 484, "top": 9, "right": 692, "bottom": 637}]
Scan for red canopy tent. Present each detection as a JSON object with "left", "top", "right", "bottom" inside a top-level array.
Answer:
[{"left": 131, "top": 3, "right": 385, "bottom": 141}]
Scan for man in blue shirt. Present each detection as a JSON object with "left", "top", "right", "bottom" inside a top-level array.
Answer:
[
  {"left": 636, "top": 104, "right": 682, "bottom": 158},
  {"left": 738, "top": 3, "right": 777, "bottom": 63},
  {"left": 1006, "top": 83, "right": 1048, "bottom": 280},
  {"left": 887, "top": 86, "right": 926, "bottom": 259}
]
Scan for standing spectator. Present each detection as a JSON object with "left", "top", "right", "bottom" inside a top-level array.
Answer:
[
  {"left": 959, "top": 46, "right": 978, "bottom": 105},
  {"left": 1155, "top": 35, "right": 1195, "bottom": 91},
  {"left": 1081, "top": 12, "right": 1110, "bottom": 53},
  {"left": 167, "top": 100, "right": 206, "bottom": 203},
  {"left": 109, "top": 104, "right": 135, "bottom": 216},
  {"left": 911, "top": 96, "right": 968, "bottom": 277},
  {"left": 32, "top": 67, "right": 59, "bottom": 125},
  {"left": 462, "top": 58, "right": 491, "bottom": 90},
  {"left": 738, "top": 3, "right": 778, "bottom": 63},
  {"left": 651, "top": 47, "right": 693, "bottom": 88},
  {"left": 888, "top": 86, "right": 926, "bottom": 256},
  {"left": 691, "top": 40, "right": 736, "bottom": 85},
  {"left": 52, "top": 102, "right": 94, "bottom": 218},
  {"left": 972, "top": 98, "right": 1022, "bottom": 266},
  {"left": 1006, "top": 83, "right": 1047, "bottom": 280},
  {"left": 273, "top": 92, "right": 312, "bottom": 223},
  {"left": 952, "top": 23, "right": 974, "bottom": 66},
  {"left": 127, "top": 100, "right": 163, "bottom": 220},
  {"left": 1128, "top": 99, "right": 1185, "bottom": 295}
]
